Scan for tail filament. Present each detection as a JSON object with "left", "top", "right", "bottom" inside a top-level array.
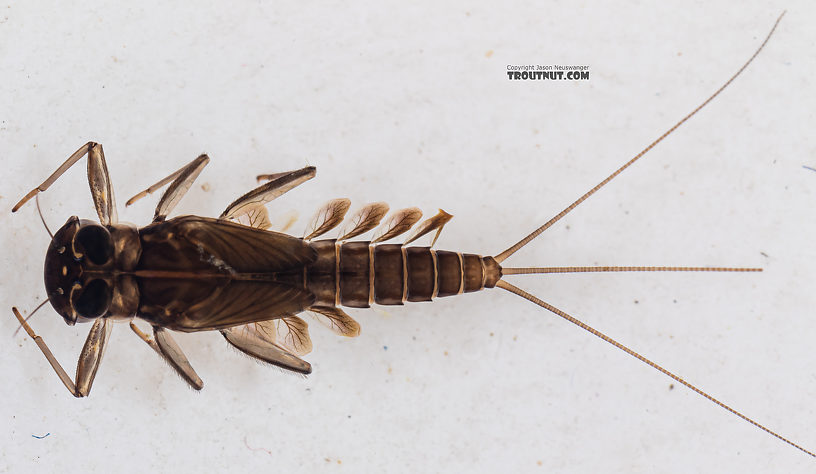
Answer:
[
  {"left": 492, "top": 12, "right": 813, "bottom": 458},
  {"left": 502, "top": 266, "right": 761, "bottom": 275},
  {"left": 494, "top": 12, "right": 786, "bottom": 264},
  {"left": 496, "top": 279, "right": 814, "bottom": 458}
]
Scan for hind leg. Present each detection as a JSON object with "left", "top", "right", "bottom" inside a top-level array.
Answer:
[{"left": 219, "top": 166, "right": 315, "bottom": 220}]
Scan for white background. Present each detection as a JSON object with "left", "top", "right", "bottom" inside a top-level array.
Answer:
[{"left": 2, "top": 1, "right": 815, "bottom": 472}]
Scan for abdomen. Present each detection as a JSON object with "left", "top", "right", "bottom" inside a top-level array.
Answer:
[{"left": 306, "top": 240, "right": 502, "bottom": 308}]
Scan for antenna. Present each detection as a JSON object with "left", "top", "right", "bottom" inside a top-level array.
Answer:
[{"left": 35, "top": 195, "right": 54, "bottom": 239}]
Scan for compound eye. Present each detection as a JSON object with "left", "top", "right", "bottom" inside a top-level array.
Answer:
[
  {"left": 74, "top": 225, "right": 113, "bottom": 265},
  {"left": 73, "top": 279, "right": 111, "bottom": 318}
]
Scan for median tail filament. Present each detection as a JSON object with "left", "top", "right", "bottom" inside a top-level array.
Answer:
[{"left": 502, "top": 266, "right": 762, "bottom": 275}]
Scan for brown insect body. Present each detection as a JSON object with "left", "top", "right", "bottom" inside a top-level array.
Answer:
[
  {"left": 45, "top": 212, "right": 500, "bottom": 331},
  {"left": 12, "top": 13, "right": 815, "bottom": 459}
]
